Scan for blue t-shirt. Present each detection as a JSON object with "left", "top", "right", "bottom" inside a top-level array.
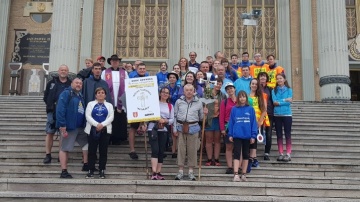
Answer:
[
  {"left": 76, "top": 99, "right": 85, "bottom": 128},
  {"left": 91, "top": 103, "right": 108, "bottom": 123}
]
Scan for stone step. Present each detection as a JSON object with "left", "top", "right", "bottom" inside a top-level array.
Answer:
[
  {"left": 2, "top": 135, "right": 358, "bottom": 145},
  {"left": 2, "top": 162, "right": 359, "bottom": 177},
  {"left": 2, "top": 191, "right": 359, "bottom": 202},
  {"left": 0, "top": 170, "right": 359, "bottom": 185},
  {"left": 1, "top": 178, "right": 360, "bottom": 199}
]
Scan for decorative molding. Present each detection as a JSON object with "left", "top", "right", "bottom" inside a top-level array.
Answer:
[
  {"left": 319, "top": 75, "right": 351, "bottom": 87},
  {"left": 23, "top": 2, "right": 53, "bottom": 16}
]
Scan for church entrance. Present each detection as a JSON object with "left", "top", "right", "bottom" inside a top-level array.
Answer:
[{"left": 350, "top": 69, "right": 360, "bottom": 101}]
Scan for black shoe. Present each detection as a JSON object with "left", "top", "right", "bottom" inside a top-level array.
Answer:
[
  {"left": 172, "top": 153, "right": 177, "bottom": 158},
  {"left": 129, "top": 152, "right": 138, "bottom": 160},
  {"left": 85, "top": 170, "right": 94, "bottom": 179},
  {"left": 163, "top": 154, "right": 167, "bottom": 159},
  {"left": 225, "top": 167, "right": 233, "bottom": 174},
  {"left": 99, "top": 170, "right": 105, "bottom": 179},
  {"left": 82, "top": 163, "right": 89, "bottom": 171},
  {"left": 60, "top": 171, "right": 73, "bottom": 179},
  {"left": 264, "top": 154, "right": 270, "bottom": 161},
  {"left": 43, "top": 155, "right": 52, "bottom": 164}
]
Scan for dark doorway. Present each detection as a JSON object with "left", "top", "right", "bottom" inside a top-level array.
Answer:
[{"left": 350, "top": 70, "right": 360, "bottom": 101}]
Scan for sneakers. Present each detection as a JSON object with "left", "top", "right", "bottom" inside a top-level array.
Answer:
[
  {"left": 214, "top": 159, "right": 221, "bottom": 166},
  {"left": 60, "top": 170, "right": 73, "bottom": 179},
  {"left": 252, "top": 158, "right": 259, "bottom": 167},
  {"left": 172, "top": 153, "right": 177, "bottom": 158},
  {"left": 188, "top": 172, "right": 196, "bottom": 181},
  {"left": 283, "top": 154, "right": 291, "bottom": 162},
  {"left": 264, "top": 154, "right": 270, "bottom": 161},
  {"left": 99, "top": 170, "right": 105, "bottom": 179},
  {"left": 175, "top": 172, "right": 183, "bottom": 180},
  {"left": 246, "top": 159, "right": 253, "bottom": 173},
  {"left": 129, "top": 152, "right": 139, "bottom": 160},
  {"left": 225, "top": 167, "right": 233, "bottom": 174},
  {"left": 240, "top": 174, "right": 247, "bottom": 182},
  {"left": 43, "top": 155, "right": 52, "bottom": 164},
  {"left": 277, "top": 154, "right": 285, "bottom": 161},
  {"left": 205, "top": 159, "right": 212, "bottom": 166},
  {"left": 233, "top": 174, "right": 240, "bottom": 182},
  {"left": 151, "top": 173, "right": 157, "bottom": 180},
  {"left": 156, "top": 173, "right": 165, "bottom": 180},
  {"left": 82, "top": 163, "right": 89, "bottom": 171},
  {"left": 85, "top": 170, "right": 94, "bottom": 179}
]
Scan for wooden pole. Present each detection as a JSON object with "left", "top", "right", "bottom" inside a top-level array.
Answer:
[
  {"left": 144, "top": 125, "right": 149, "bottom": 179},
  {"left": 198, "top": 105, "right": 207, "bottom": 181}
]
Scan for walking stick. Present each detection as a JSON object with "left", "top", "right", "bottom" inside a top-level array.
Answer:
[
  {"left": 143, "top": 123, "right": 149, "bottom": 179},
  {"left": 198, "top": 104, "right": 207, "bottom": 181}
]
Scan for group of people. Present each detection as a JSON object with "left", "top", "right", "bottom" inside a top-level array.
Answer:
[{"left": 42, "top": 51, "right": 293, "bottom": 182}]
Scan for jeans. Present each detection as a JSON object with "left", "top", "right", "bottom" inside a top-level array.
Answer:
[
  {"left": 274, "top": 116, "right": 292, "bottom": 154},
  {"left": 264, "top": 115, "right": 274, "bottom": 154},
  {"left": 88, "top": 129, "right": 110, "bottom": 170},
  {"left": 148, "top": 131, "right": 168, "bottom": 163}
]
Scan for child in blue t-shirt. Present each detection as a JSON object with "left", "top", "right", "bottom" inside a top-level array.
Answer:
[{"left": 227, "top": 90, "right": 257, "bottom": 182}]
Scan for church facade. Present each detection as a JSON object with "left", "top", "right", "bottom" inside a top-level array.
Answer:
[{"left": 0, "top": 0, "right": 359, "bottom": 101}]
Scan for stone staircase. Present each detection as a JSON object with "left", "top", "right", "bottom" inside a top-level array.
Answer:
[{"left": 0, "top": 96, "right": 360, "bottom": 201}]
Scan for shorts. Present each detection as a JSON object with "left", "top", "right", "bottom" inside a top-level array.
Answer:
[
  {"left": 60, "top": 128, "right": 88, "bottom": 152},
  {"left": 130, "top": 122, "right": 140, "bottom": 130},
  {"left": 223, "top": 135, "right": 232, "bottom": 144},
  {"left": 205, "top": 117, "right": 220, "bottom": 131},
  {"left": 45, "top": 112, "right": 56, "bottom": 134}
]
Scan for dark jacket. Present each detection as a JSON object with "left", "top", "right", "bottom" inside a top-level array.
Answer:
[
  {"left": 56, "top": 87, "right": 86, "bottom": 130},
  {"left": 43, "top": 77, "right": 72, "bottom": 113},
  {"left": 77, "top": 67, "right": 93, "bottom": 81},
  {"left": 82, "top": 76, "right": 112, "bottom": 107}
]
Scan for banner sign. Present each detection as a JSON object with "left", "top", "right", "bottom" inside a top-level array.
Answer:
[{"left": 126, "top": 76, "right": 161, "bottom": 123}]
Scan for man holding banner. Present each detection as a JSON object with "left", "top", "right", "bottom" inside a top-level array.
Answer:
[{"left": 128, "top": 63, "right": 150, "bottom": 159}]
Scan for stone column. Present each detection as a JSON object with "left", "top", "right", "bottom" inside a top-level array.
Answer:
[
  {"left": 49, "top": 0, "right": 82, "bottom": 73},
  {"left": 79, "top": 0, "right": 95, "bottom": 68},
  {"left": 168, "top": 0, "right": 181, "bottom": 67},
  {"left": 0, "top": 0, "right": 11, "bottom": 94},
  {"left": 317, "top": 0, "right": 351, "bottom": 100},
  {"left": 277, "top": 0, "right": 292, "bottom": 85},
  {"left": 101, "top": 0, "right": 116, "bottom": 67},
  {"left": 300, "top": 0, "right": 315, "bottom": 101},
  {"left": 183, "top": 0, "right": 217, "bottom": 61}
]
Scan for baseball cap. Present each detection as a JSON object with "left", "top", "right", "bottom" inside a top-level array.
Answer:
[
  {"left": 97, "top": 56, "right": 105, "bottom": 61},
  {"left": 224, "top": 82, "right": 235, "bottom": 90}
]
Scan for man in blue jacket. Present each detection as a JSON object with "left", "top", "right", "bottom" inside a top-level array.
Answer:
[{"left": 56, "top": 78, "right": 88, "bottom": 178}]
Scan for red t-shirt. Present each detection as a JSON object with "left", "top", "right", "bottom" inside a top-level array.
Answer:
[{"left": 219, "top": 97, "right": 237, "bottom": 131}]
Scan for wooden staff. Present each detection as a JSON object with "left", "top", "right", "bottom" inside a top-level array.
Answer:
[
  {"left": 198, "top": 104, "right": 207, "bottom": 181},
  {"left": 141, "top": 123, "right": 149, "bottom": 179}
]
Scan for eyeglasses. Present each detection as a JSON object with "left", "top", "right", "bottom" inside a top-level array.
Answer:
[{"left": 161, "top": 92, "right": 170, "bottom": 95}]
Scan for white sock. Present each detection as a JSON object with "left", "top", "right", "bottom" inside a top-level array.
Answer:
[{"left": 179, "top": 170, "right": 183, "bottom": 174}]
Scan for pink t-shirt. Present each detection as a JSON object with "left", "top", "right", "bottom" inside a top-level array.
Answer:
[{"left": 219, "top": 97, "right": 237, "bottom": 131}]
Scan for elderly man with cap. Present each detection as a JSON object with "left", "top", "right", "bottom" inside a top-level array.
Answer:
[{"left": 101, "top": 54, "right": 129, "bottom": 145}]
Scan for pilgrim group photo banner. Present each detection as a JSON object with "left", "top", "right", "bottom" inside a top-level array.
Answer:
[{"left": 125, "top": 76, "right": 160, "bottom": 123}]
